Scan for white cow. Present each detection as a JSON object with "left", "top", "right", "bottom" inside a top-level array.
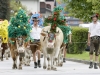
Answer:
[
  {"left": 40, "top": 26, "right": 63, "bottom": 71},
  {"left": 4, "top": 47, "right": 10, "bottom": 60},
  {"left": 23, "top": 46, "right": 32, "bottom": 66}
]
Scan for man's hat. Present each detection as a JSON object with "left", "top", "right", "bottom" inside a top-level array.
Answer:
[
  {"left": 32, "top": 17, "right": 39, "bottom": 21},
  {"left": 91, "top": 14, "right": 99, "bottom": 19}
]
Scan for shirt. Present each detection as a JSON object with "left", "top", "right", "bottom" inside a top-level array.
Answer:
[
  {"left": 88, "top": 22, "right": 100, "bottom": 37},
  {"left": 30, "top": 25, "right": 42, "bottom": 39}
]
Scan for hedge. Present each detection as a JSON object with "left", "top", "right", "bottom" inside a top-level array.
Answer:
[{"left": 68, "top": 27, "right": 88, "bottom": 54}]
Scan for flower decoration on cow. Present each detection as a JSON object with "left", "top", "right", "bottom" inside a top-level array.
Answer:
[
  {"left": 44, "top": 6, "right": 66, "bottom": 32},
  {"left": 8, "top": 7, "right": 32, "bottom": 41},
  {"left": 0, "top": 20, "right": 9, "bottom": 43},
  {"left": 43, "top": 6, "right": 71, "bottom": 44}
]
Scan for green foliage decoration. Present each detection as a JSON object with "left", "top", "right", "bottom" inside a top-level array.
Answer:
[
  {"left": 8, "top": 8, "right": 32, "bottom": 39},
  {"left": 43, "top": 6, "right": 66, "bottom": 32}
]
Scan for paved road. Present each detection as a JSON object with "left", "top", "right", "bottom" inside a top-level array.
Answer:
[{"left": 0, "top": 57, "right": 100, "bottom": 75}]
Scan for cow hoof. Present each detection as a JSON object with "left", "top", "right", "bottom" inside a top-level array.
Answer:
[
  {"left": 1, "top": 58, "right": 3, "bottom": 61},
  {"left": 19, "top": 66, "right": 22, "bottom": 70},
  {"left": 59, "top": 63, "right": 63, "bottom": 67},
  {"left": 53, "top": 68, "right": 57, "bottom": 71},
  {"left": 6, "top": 58, "right": 8, "bottom": 60},
  {"left": 51, "top": 67, "right": 54, "bottom": 70},
  {"left": 28, "top": 64, "right": 30, "bottom": 66},
  {"left": 43, "top": 66, "right": 46, "bottom": 69},
  {"left": 47, "top": 68, "right": 50, "bottom": 70},
  {"left": 12, "top": 65, "right": 17, "bottom": 69}
]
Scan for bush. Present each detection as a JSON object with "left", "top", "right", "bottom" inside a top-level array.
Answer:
[{"left": 68, "top": 27, "right": 88, "bottom": 54}]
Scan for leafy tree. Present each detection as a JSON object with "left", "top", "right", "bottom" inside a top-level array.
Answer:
[
  {"left": 87, "top": 0, "right": 100, "bottom": 13},
  {"left": 63, "top": 0, "right": 100, "bottom": 22},
  {"left": 0, "top": 0, "right": 10, "bottom": 20},
  {"left": 10, "top": 0, "right": 27, "bottom": 17}
]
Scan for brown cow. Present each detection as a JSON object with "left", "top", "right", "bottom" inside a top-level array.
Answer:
[
  {"left": 9, "top": 36, "right": 28, "bottom": 69},
  {"left": 0, "top": 37, "right": 9, "bottom": 61}
]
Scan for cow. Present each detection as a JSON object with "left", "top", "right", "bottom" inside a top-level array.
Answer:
[
  {"left": 0, "top": 20, "right": 9, "bottom": 61},
  {"left": 9, "top": 36, "right": 28, "bottom": 69},
  {"left": 40, "top": 26, "right": 63, "bottom": 71},
  {"left": 23, "top": 42, "right": 32, "bottom": 66}
]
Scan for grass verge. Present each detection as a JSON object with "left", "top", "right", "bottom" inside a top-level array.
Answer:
[{"left": 66, "top": 51, "right": 89, "bottom": 61}]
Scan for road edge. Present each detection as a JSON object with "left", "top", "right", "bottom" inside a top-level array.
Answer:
[{"left": 66, "top": 58, "right": 90, "bottom": 64}]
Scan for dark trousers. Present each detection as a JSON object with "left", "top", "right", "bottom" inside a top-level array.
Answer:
[{"left": 90, "top": 36, "right": 100, "bottom": 56}]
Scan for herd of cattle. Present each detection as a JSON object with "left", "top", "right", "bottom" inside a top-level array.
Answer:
[{"left": 0, "top": 26, "right": 65, "bottom": 71}]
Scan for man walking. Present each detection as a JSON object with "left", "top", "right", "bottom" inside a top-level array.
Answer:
[
  {"left": 30, "top": 17, "right": 42, "bottom": 68},
  {"left": 88, "top": 14, "right": 100, "bottom": 69}
]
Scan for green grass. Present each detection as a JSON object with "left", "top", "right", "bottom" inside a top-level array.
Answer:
[{"left": 66, "top": 51, "right": 90, "bottom": 61}]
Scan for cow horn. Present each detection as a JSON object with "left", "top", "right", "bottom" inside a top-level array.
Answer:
[{"left": 57, "top": 30, "right": 59, "bottom": 33}]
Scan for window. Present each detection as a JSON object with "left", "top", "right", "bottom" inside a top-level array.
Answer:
[
  {"left": 40, "top": 2, "right": 46, "bottom": 13},
  {"left": 46, "top": 0, "right": 54, "bottom": 1},
  {"left": 46, "top": 4, "right": 51, "bottom": 9}
]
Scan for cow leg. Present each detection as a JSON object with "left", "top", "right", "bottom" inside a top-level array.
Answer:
[
  {"left": 47, "top": 55, "right": 51, "bottom": 70},
  {"left": 1, "top": 48, "right": 5, "bottom": 61},
  {"left": 5, "top": 49, "right": 9, "bottom": 60},
  {"left": 24, "top": 50, "right": 28, "bottom": 66},
  {"left": 51, "top": 54, "right": 54, "bottom": 70},
  {"left": 27, "top": 50, "right": 31, "bottom": 66},
  {"left": 12, "top": 58, "right": 17, "bottom": 69},
  {"left": 10, "top": 49, "right": 18, "bottom": 69},
  {"left": 53, "top": 47, "right": 60, "bottom": 71},
  {"left": 43, "top": 50, "right": 47, "bottom": 69},
  {"left": 19, "top": 57, "right": 22, "bottom": 69},
  {"left": 27, "top": 56, "right": 30, "bottom": 66},
  {"left": 1, "top": 43, "right": 8, "bottom": 61},
  {"left": 0, "top": 49, "right": 2, "bottom": 59},
  {"left": 24, "top": 55, "right": 30, "bottom": 66},
  {"left": 58, "top": 50, "right": 63, "bottom": 67}
]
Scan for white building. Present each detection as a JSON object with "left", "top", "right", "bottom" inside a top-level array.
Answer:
[
  {"left": 20, "top": 0, "right": 55, "bottom": 17},
  {"left": 20, "top": 0, "right": 45, "bottom": 14}
]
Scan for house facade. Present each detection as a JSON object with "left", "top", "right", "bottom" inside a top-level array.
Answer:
[{"left": 20, "top": 0, "right": 83, "bottom": 26}]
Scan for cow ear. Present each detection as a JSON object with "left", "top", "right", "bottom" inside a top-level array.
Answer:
[
  {"left": 41, "top": 33, "right": 46, "bottom": 36},
  {"left": 55, "top": 31, "right": 60, "bottom": 36}
]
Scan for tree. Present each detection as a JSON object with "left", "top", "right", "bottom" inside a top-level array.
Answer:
[
  {"left": 10, "top": 0, "right": 27, "bottom": 17},
  {"left": 0, "top": 0, "right": 10, "bottom": 20},
  {"left": 63, "top": 0, "right": 100, "bottom": 22},
  {"left": 8, "top": 8, "right": 31, "bottom": 39},
  {"left": 87, "top": 0, "right": 100, "bottom": 13}
]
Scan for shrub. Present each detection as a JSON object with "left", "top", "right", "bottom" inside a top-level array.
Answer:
[{"left": 68, "top": 27, "right": 88, "bottom": 54}]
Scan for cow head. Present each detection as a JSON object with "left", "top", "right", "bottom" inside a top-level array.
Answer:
[
  {"left": 41, "top": 30, "right": 59, "bottom": 50},
  {"left": 16, "top": 36, "right": 23, "bottom": 47},
  {"left": 16, "top": 36, "right": 25, "bottom": 53}
]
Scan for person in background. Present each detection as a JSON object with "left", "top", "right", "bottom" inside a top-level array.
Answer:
[
  {"left": 38, "top": 14, "right": 44, "bottom": 27},
  {"left": 63, "top": 21, "right": 72, "bottom": 62},
  {"left": 88, "top": 14, "right": 100, "bottom": 69},
  {"left": 28, "top": 12, "right": 33, "bottom": 23}
]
